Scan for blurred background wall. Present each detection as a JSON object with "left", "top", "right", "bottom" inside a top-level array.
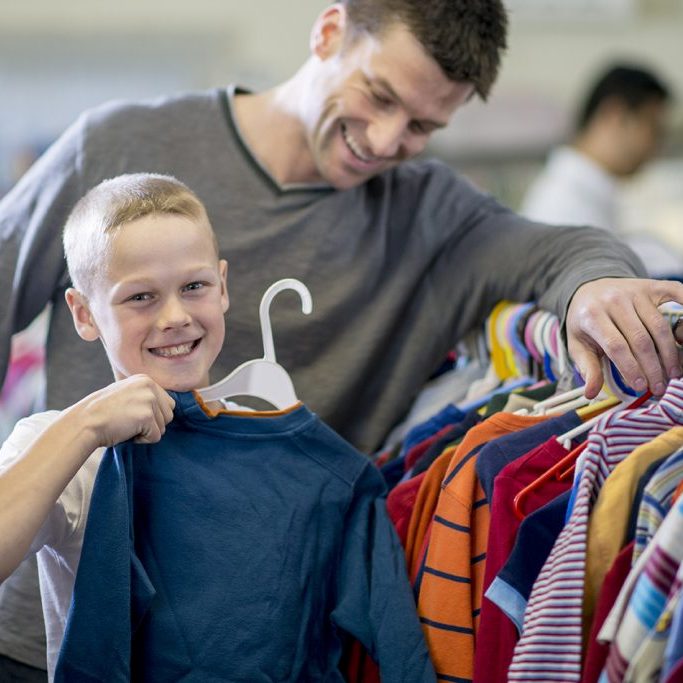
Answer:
[{"left": 1, "top": 0, "right": 682, "bottom": 197}]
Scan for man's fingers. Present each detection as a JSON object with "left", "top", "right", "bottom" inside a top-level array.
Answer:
[
  {"left": 635, "top": 297, "right": 682, "bottom": 384},
  {"left": 650, "top": 279, "right": 683, "bottom": 308},
  {"left": 566, "top": 278, "right": 683, "bottom": 399},
  {"left": 568, "top": 340, "right": 603, "bottom": 399},
  {"left": 606, "top": 302, "right": 665, "bottom": 395}
]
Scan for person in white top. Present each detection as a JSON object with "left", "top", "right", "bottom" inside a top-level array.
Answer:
[
  {"left": 521, "top": 63, "right": 680, "bottom": 276},
  {"left": 0, "top": 173, "right": 229, "bottom": 679}
]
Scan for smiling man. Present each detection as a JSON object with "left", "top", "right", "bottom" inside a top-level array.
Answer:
[{"left": 235, "top": 14, "right": 475, "bottom": 189}]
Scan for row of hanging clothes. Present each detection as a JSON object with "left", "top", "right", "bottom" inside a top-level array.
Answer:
[{"left": 346, "top": 300, "right": 683, "bottom": 683}]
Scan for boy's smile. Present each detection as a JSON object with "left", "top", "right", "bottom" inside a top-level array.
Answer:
[
  {"left": 71, "top": 213, "right": 229, "bottom": 392},
  {"left": 149, "top": 340, "right": 201, "bottom": 358}
]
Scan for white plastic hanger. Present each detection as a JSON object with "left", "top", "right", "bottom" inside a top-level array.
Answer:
[{"left": 197, "top": 278, "right": 312, "bottom": 409}]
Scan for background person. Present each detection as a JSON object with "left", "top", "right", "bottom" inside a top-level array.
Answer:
[{"left": 521, "top": 62, "right": 682, "bottom": 277}]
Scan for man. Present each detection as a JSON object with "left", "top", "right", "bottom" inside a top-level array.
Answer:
[
  {"left": 0, "top": 3, "right": 682, "bottom": 674},
  {"left": 522, "top": 63, "right": 680, "bottom": 276}
]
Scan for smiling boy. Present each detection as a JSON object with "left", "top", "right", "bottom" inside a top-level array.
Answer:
[{"left": 0, "top": 173, "right": 229, "bottom": 678}]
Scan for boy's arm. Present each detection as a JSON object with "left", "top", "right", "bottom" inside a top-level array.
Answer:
[{"left": 0, "top": 374, "right": 175, "bottom": 581}]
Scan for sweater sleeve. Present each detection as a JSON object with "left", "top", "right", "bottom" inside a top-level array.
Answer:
[
  {"left": 399, "top": 161, "right": 647, "bottom": 344},
  {"left": 331, "top": 463, "right": 436, "bottom": 682},
  {"left": 0, "top": 114, "right": 86, "bottom": 385}
]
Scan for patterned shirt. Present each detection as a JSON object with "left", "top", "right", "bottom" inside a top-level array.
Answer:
[
  {"left": 599, "top": 495, "right": 683, "bottom": 681},
  {"left": 509, "top": 379, "right": 683, "bottom": 682},
  {"left": 633, "top": 446, "right": 683, "bottom": 562}
]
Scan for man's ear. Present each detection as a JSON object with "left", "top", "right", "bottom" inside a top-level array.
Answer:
[
  {"left": 310, "top": 3, "right": 347, "bottom": 59},
  {"left": 65, "top": 288, "right": 101, "bottom": 342},
  {"left": 219, "top": 259, "right": 230, "bottom": 315}
]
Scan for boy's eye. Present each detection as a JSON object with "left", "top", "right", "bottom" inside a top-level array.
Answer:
[
  {"left": 183, "top": 281, "right": 205, "bottom": 292},
  {"left": 127, "top": 292, "right": 153, "bottom": 302}
]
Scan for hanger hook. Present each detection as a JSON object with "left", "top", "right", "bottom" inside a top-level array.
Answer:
[{"left": 259, "top": 278, "right": 313, "bottom": 362}]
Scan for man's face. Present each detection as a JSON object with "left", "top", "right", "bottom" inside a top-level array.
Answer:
[
  {"left": 304, "top": 21, "right": 474, "bottom": 189},
  {"left": 74, "top": 214, "right": 229, "bottom": 392},
  {"left": 617, "top": 98, "right": 668, "bottom": 176}
]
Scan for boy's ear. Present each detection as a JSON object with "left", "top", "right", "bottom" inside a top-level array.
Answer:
[
  {"left": 64, "top": 288, "right": 101, "bottom": 342},
  {"left": 310, "top": 3, "right": 347, "bottom": 59},
  {"left": 219, "top": 260, "right": 229, "bottom": 314}
]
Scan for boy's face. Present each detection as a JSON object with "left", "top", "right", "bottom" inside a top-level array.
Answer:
[{"left": 67, "top": 213, "right": 229, "bottom": 392}]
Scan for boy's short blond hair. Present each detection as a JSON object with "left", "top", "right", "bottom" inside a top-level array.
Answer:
[{"left": 63, "top": 173, "right": 216, "bottom": 295}]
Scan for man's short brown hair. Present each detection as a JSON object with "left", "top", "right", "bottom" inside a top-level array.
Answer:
[{"left": 340, "top": 0, "right": 507, "bottom": 101}]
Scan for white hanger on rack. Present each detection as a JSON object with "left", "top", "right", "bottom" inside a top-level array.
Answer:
[{"left": 197, "top": 278, "right": 312, "bottom": 409}]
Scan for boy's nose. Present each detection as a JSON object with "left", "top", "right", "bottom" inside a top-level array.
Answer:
[{"left": 158, "top": 297, "right": 192, "bottom": 329}]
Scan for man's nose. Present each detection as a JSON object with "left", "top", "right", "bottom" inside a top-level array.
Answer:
[{"left": 366, "top": 113, "right": 407, "bottom": 159}]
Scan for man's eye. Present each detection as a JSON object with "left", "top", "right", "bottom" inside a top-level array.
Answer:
[{"left": 371, "top": 90, "right": 392, "bottom": 107}]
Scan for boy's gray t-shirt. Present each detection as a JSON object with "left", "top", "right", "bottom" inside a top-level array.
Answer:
[{"left": 0, "top": 86, "right": 643, "bottom": 454}]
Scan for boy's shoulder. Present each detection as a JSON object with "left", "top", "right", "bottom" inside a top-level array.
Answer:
[{"left": 0, "top": 410, "right": 62, "bottom": 473}]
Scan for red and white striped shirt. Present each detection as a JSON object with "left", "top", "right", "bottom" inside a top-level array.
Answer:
[{"left": 508, "top": 379, "right": 683, "bottom": 682}]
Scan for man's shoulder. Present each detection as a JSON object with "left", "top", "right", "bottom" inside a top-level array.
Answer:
[
  {"left": 387, "top": 156, "right": 455, "bottom": 183},
  {"left": 77, "top": 88, "right": 226, "bottom": 135},
  {"left": 375, "top": 156, "right": 475, "bottom": 197},
  {"left": 363, "top": 156, "right": 484, "bottom": 215}
]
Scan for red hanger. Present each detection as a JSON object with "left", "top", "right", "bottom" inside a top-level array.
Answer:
[{"left": 512, "top": 390, "right": 653, "bottom": 521}]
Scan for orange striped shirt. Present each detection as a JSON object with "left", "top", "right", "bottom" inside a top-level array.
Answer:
[{"left": 416, "top": 412, "right": 548, "bottom": 681}]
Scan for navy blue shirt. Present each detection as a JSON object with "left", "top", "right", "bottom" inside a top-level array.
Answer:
[
  {"left": 497, "top": 490, "right": 571, "bottom": 605},
  {"left": 56, "top": 392, "right": 434, "bottom": 682},
  {"left": 475, "top": 411, "right": 582, "bottom": 502}
]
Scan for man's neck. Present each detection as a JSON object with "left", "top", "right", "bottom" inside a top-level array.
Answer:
[{"left": 232, "top": 85, "right": 323, "bottom": 187}]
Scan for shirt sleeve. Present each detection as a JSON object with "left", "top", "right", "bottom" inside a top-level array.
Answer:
[
  {"left": 330, "top": 463, "right": 436, "bottom": 682},
  {"left": 0, "top": 411, "right": 82, "bottom": 554},
  {"left": 0, "top": 114, "right": 86, "bottom": 385},
  {"left": 402, "top": 161, "right": 647, "bottom": 345}
]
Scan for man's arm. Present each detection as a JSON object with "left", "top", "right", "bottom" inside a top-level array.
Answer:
[
  {"left": 0, "top": 116, "right": 87, "bottom": 385},
  {"left": 0, "top": 375, "right": 174, "bottom": 581},
  {"left": 418, "top": 164, "right": 682, "bottom": 396}
]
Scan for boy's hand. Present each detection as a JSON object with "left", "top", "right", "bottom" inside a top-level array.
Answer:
[{"left": 74, "top": 374, "right": 176, "bottom": 449}]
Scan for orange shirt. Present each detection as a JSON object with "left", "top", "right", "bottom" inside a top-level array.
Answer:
[
  {"left": 416, "top": 412, "right": 548, "bottom": 681},
  {"left": 405, "top": 446, "right": 455, "bottom": 581}
]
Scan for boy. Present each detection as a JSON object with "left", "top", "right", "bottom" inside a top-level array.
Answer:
[
  {"left": 0, "top": 173, "right": 227, "bottom": 676},
  {"left": 0, "top": 173, "right": 432, "bottom": 681}
]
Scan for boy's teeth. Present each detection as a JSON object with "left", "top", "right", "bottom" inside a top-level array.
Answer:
[{"left": 153, "top": 342, "right": 194, "bottom": 357}]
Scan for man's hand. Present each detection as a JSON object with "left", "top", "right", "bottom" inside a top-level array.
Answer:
[{"left": 566, "top": 278, "right": 683, "bottom": 399}]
